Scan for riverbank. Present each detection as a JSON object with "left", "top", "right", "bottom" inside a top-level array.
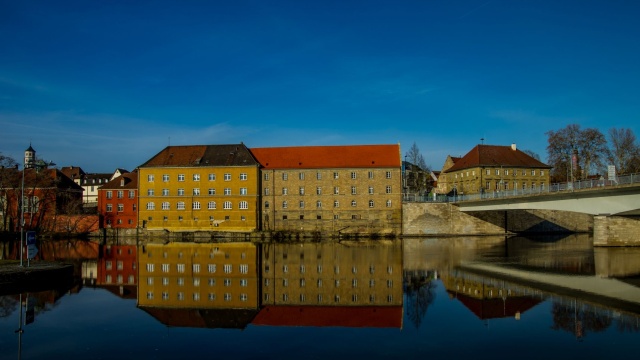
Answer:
[{"left": 0, "top": 261, "right": 74, "bottom": 295}]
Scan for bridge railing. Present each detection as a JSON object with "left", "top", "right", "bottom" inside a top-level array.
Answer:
[{"left": 405, "top": 172, "right": 640, "bottom": 203}]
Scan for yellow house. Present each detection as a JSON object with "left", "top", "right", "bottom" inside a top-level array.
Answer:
[
  {"left": 137, "top": 144, "right": 260, "bottom": 232},
  {"left": 438, "top": 144, "right": 552, "bottom": 196},
  {"left": 137, "top": 242, "right": 259, "bottom": 310}
]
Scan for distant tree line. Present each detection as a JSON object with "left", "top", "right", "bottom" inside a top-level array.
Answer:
[{"left": 546, "top": 125, "right": 640, "bottom": 182}]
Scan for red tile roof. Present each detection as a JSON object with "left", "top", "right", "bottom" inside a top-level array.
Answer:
[
  {"left": 250, "top": 144, "right": 401, "bottom": 169},
  {"left": 100, "top": 171, "right": 138, "bottom": 190},
  {"left": 252, "top": 305, "right": 403, "bottom": 328},
  {"left": 445, "top": 145, "right": 550, "bottom": 172}
]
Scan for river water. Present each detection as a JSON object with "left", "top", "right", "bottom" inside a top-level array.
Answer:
[{"left": 1, "top": 234, "right": 639, "bottom": 359}]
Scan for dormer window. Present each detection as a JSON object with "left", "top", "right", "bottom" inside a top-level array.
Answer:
[{"left": 120, "top": 179, "right": 125, "bottom": 186}]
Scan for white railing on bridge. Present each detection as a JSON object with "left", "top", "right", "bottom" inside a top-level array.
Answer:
[{"left": 404, "top": 172, "right": 640, "bottom": 203}]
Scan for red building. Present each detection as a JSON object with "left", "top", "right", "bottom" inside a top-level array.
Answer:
[
  {"left": 97, "top": 244, "right": 137, "bottom": 287},
  {"left": 98, "top": 171, "right": 138, "bottom": 228}
]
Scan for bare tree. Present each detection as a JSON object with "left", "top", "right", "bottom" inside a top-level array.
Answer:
[
  {"left": 405, "top": 142, "right": 428, "bottom": 170},
  {"left": 546, "top": 124, "right": 608, "bottom": 181},
  {"left": 607, "top": 128, "right": 640, "bottom": 174},
  {"left": 0, "top": 153, "right": 19, "bottom": 231},
  {"left": 523, "top": 149, "right": 541, "bottom": 161}
]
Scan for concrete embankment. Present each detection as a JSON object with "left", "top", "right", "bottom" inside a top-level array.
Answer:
[{"left": 0, "top": 261, "right": 74, "bottom": 295}]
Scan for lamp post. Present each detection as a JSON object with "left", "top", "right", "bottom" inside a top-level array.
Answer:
[{"left": 20, "top": 162, "right": 25, "bottom": 267}]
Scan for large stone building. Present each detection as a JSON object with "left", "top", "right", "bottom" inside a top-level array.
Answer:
[
  {"left": 137, "top": 144, "right": 261, "bottom": 232},
  {"left": 438, "top": 144, "right": 552, "bottom": 196},
  {"left": 250, "top": 144, "right": 402, "bottom": 236}
]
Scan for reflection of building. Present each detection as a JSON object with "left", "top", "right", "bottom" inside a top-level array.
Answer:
[
  {"left": 252, "top": 305, "right": 402, "bottom": 328},
  {"left": 250, "top": 145, "right": 402, "bottom": 236},
  {"left": 137, "top": 242, "right": 259, "bottom": 310},
  {"left": 261, "top": 242, "right": 403, "bottom": 308},
  {"left": 441, "top": 271, "right": 542, "bottom": 320},
  {"left": 98, "top": 245, "right": 138, "bottom": 286},
  {"left": 137, "top": 144, "right": 261, "bottom": 232},
  {"left": 438, "top": 144, "right": 551, "bottom": 196}
]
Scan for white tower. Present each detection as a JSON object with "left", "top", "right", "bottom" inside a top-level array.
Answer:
[{"left": 24, "top": 144, "right": 35, "bottom": 169}]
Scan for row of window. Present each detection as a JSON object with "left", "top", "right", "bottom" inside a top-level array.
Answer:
[
  {"left": 267, "top": 293, "right": 395, "bottom": 304},
  {"left": 455, "top": 168, "right": 546, "bottom": 179},
  {"left": 105, "top": 203, "right": 136, "bottom": 212},
  {"left": 268, "top": 278, "right": 395, "bottom": 288},
  {"left": 105, "top": 218, "right": 134, "bottom": 225},
  {"left": 105, "top": 190, "right": 135, "bottom": 199},
  {"left": 145, "top": 263, "right": 249, "bottom": 274},
  {"left": 146, "top": 187, "right": 249, "bottom": 196},
  {"left": 146, "top": 277, "right": 250, "bottom": 287},
  {"left": 265, "top": 264, "right": 393, "bottom": 274},
  {"left": 271, "top": 199, "right": 393, "bottom": 209},
  {"left": 104, "top": 274, "right": 135, "bottom": 284},
  {"left": 146, "top": 215, "right": 244, "bottom": 222},
  {"left": 147, "top": 173, "right": 248, "bottom": 182},
  {"left": 146, "top": 200, "right": 249, "bottom": 210},
  {"left": 266, "top": 185, "right": 393, "bottom": 196},
  {"left": 483, "top": 181, "right": 546, "bottom": 190},
  {"left": 266, "top": 171, "right": 393, "bottom": 181},
  {"left": 146, "top": 291, "right": 248, "bottom": 302}
]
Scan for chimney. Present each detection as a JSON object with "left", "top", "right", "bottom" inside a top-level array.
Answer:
[{"left": 511, "top": 143, "right": 517, "bottom": 151}]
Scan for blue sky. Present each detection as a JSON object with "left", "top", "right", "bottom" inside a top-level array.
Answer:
[{"left": 2, "top": 0, "right": 639, "bottom": 172}]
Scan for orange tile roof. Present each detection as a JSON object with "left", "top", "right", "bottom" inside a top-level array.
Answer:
[
  {"left": 250, "top": 144, "right": 401, "bottom": 169},
  {"left": 100, "top": 170, "right": 138, "bottom": 190},
  {"left": 252, "top": 305, "right": 403, "bottom": 328},
  {"left": 445, "top": 145, "right": 551, "bottom": 172}
]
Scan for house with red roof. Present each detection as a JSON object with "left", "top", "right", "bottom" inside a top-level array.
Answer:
[
  {"left": 438, "top": 144, "right": 552, "bottom": 196},
  {"left": 97, "top": 171, "right": 138, "bottom": 229},
  {"left": 250, "top": 144, "right": 402, "bottom": 236}
]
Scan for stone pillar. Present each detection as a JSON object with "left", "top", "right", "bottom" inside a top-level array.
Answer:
[{"left": 594, "top": 215, "right": 640, "bottom": 247}]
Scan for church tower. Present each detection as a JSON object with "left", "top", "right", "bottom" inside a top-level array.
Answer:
[{"left": 24, "top": 144, "right": 36, "bottom": 169}]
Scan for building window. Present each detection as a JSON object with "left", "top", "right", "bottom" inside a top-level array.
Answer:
[
  {"left": 333, "top": 172, "right": 339, "bottom": 179},
  {"left": 369, "top": 200, "right": 374, "bottom": 208},
  {"left": 240, "top": 173, "right": 247, "bottom": 181},
  {"left": 505, "top": 169, "right": 509, "bottom": 176},
  {"left": 351, "top": 186, "right": 357, "bottom": 195},
  {"left": 531, "top": 170, "right": 536, "bottom": 176},
  {"left": 208, "top": 173, "right": 216, "bottom": 181},
  {"left": 193, "top": 174, "right": 200, "bottom": 181},
  {"left": 193, "top": 201, "right": 201, "bottom": 210},
  {"left": 334, "top": 200, "right": 339, "bottom": 208},
  {"left": 351, "top": 172, "right": 357, "bottom": 179},
  {"left": 193, "top": 188, "right": 200, "bottom": 196},
  {"left": 223, "top": 173, "right": 231, "bottom": 181},
  {"left": 282, "top": 188, "right": 288, "bottom": 195},
  {"left": 264, "top": 173, "right": 270, "bottom": 181},
  {"left": 106, "top": 204, "right": 113, "bottom": 212},
  {"left": 208, "top": 201, "right": 216, "bottom": 210},
  {"left": 386, "top": 171, "right": 391, "bottom": 179},
  {"left": 485, "top": 181, "right": 490, "bottom": 189},
  {"left": 282, "top": 201, "right": 288, "bottom": 209},
  {"left": 106, "top": 191, "right": 112, "bottom": 199},
  {"left": 316, "top": 172, "right": 322, "bottom": 180},
  {"left": 485, "top": 169, "right": 490, "bottom": 175},
  {"left": 128, "top": 190, "right": 135, "bottom": 199},
  {"left": 299, "top": 172, "right": 305, "bottom": 180},
  {"left": 178, "top": 174, "right": 185, "bottom": 182},
  {"left": 208, "top": 188, "right": 215, "bottom": 195},
  {"left": 117, "top": 204, "right": 124, "bottom": 212},
  {"left": 221, "top": 188, "right": 230, "bottom": 196},
  {"left": 162, "top": 202, "right": 170, "bottom": 210},
  {"left": 162, "top": 188, "right": 169, "bottom": 196},
  {"left": 264, "top": 201, "right": 270, "bottom": 209},
  {"left": 177, "top": 202, "right": 185, "bottom": 210},
  {"left": 147, "top": 189, "right": 154, "bottom": 196},
  {"left": 223, "top": 201, "right": 232, "bottom": 210},
  {"left": 177, "top": 264, "right": 185, "bottom": 273},
  {"left": 239, "top": 201, "right": 248, "bottom": 210},
  {"left": 299, "top": 187, "right": 305, "bottom": 195},
  {"left": 368, "top": 186, "right": 374, "bottom": 194},
  {"left": 117, "top": 190, "right": 123, "bottom": 199},
  {"left": 147, "top": 202, "right": 155, "bottom": 210},
  {"left": 208, "top": 264, "right": 216, "bottom": 273},
  {"left": 299, "top": 201, "right": 305, "bottom": 208},
  {"left": 386, "top": 185, "right": 392, "bottom": 194},
  {"left": 386, "top": 200, "right": 392, "bottom": 207},
  {"left": 147, "top": 174, "right": 154, "bottom": 182},
  {"left": 334, "top": 187, "right": 339, "bottom": 195},
  {"left": 316, "top": 201, "right": 322, "bottom": 208},
  {"left": 541, "top": 170, "right": 545, "bottom": 176},
  {"left": 368, "top": 171, "right": 374, "bottom": 179},
  {"left": 495, "top": 169, "right": 500, "bottom": 175},
  {"left": 282, "top": 173, "right": 288, "bottom": 181},
  {"left": 239, "top": 264, "right": 249, "bottom": 274},
  {"left": 351, "top": 200, "right": 357, "bottom": 207},
  {"left": 316, "top": 187, "right": 322, "bottom": 195}
]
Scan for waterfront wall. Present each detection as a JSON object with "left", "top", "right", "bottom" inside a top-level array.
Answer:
[
  {"left": 593, "top": 215, "right": 640, "bottom": 247},
  {"left": 403, "top": 203, "right": 593, "bottom": 236}
]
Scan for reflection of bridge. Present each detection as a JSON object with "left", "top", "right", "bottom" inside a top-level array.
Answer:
[{"left": 459, "top": 262, "right": 640, "bottom": 314}]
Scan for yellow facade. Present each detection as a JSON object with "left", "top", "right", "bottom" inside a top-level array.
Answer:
[
  {"left": 137, "top": 242, "right": 259, "bottom": 309},
  {"left": 138, "top": 165, "right": 260, "bottom": 232},
  {"left": 261, "top": 242, "right": 403, "bottom": 306},
  {"left": 261, "top": 168, "right": 403, "bottom": 235},
  {"left": 440, "top": 166, "right": 551, "bottom": 195}
]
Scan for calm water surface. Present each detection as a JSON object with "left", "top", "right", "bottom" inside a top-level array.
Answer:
[{"left": 1, "top": 234, "right": 639, "bottom": 359}]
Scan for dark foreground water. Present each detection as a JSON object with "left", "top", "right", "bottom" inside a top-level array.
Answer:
[{"left": 1, "top": 234, "right": 639, "bottom": 359}]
